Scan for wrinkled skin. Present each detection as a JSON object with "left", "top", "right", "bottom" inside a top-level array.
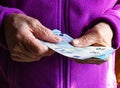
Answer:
[
  {"left": 4, "top": 13, "right": 113, "bottom": 64},
  {"left": 4, "top": 13, "right": 62, "bottom": 62},
  {"left": 71, "top": 22, "right": 113, "bottom": 64}
]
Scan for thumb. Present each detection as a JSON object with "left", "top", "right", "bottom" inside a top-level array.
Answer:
[
  {"left": 71, "top": 33, "right": 98, "bottom": 47},
  {"left": 33, "top": 24, "right": 62, "bottom": 43}
]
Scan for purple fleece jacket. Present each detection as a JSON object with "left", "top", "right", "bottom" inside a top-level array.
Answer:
[{"left": 0, "top": 0, "right": 120, "bottom": 88}]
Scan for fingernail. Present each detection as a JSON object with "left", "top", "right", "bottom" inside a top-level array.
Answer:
[
  {"left": 55, "top": 36, "right": 62, "bottom": 41},
  {"left": 73, "top": 39, "right": 80, "bottom": 45}
]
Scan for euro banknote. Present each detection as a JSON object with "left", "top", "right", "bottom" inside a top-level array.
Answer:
[{"left": 42, "top": 29, "right": 115, "bottom": 60}]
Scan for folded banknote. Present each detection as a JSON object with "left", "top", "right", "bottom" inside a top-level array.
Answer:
[{"left": 42, "top": 29, "right": 115, "bottom": 60}]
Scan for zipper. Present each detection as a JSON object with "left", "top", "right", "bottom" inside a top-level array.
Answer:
[
  {"left": 61, "top": 0, "right": 68, "bottom": 88},
  {"left": 62, "top": 0, "right": 70, "bottom": 88},
  {"left": 58, "top": 0, "right": 63, "bottom": 88},
  {"left": 58, "top": 0, "right": 66, "bottom": 88},
  {"left": 58, "top": 0, "right": 70, "bottom": 88}
]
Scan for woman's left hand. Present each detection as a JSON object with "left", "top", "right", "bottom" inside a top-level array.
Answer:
[{"left": 71, "top": 22, "right": 113, "bottom": 64}]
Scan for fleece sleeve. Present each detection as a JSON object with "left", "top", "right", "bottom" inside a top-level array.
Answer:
[
  {"left": 0, "top": 5, "right": 25, "bottom": 49},
  {"left": 97, "top": 1, "right": 120, "bottom": 49}
]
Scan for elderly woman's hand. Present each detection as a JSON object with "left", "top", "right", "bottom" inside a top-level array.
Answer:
[
  {"left": 4, "top": 13, "right": 61, "bottom": 62},
  {"left": 71, "top": 22, "right": 113, "bottom": 64}
]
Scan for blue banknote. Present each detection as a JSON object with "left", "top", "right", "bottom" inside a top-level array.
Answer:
[{"left": 42, "top": 29, "right": 115, "bottom": 60}]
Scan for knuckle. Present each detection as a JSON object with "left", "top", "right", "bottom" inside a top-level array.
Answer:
[
  {"left": 11, "top": 46, "right": 19, "bottom": 53},
  {"left": 81, "top": 36, "right": 89, "bottom": 44},
  {"left": 39, "top": 28, "right": 50, "bottom": 38},
  {"left": 36, "top": 47, "right": 48, "bottom": 56},
  {"left": 11, "top": 55, "right": 21, "bottom": 62},
  {"left": 16, "top": 34, "right": 22, "bottom": 40},
  {"left": 10, "top": 44, "right": 43, "bottom": 62},
  {"left": 31, "top": 19, "right": 40, "bottom": 26},
  {"left": 34, "top": 48, "right": 43, "bottom": 56},
  {"left": 34, "top": 57, "right": 41, "bottom": 61}
]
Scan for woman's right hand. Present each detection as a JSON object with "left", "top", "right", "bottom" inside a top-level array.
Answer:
[{"left": 4, "top": 13, "right": 61, "bottom": 62}]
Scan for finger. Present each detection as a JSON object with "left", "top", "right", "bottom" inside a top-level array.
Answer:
[
  {"left": 75, "top": 58, "right": 105, "bottom": 64},
  {"left": 71, "top": 32, "right": 98, "bottom": 47},
  {"left": 36, "top": 26, "right": 62, "bottom": 43},
  {"left": 12, "top": 29, "right": 50, "bottom": 61},
  {"left": 11, "top": 55, "right": 41, "bottom": 62},
  {"left": 29, "top": 21, "right": 62, "bottom": 43},
  {"left": 22, "top": 35, "right": 49, "bottom": 57},
  {"left": 17, "top": 27, "right": 50, "bottom": 56},
  {"left": 11, "top": 52, "right": 41, "bottom": 62},
  {"left": 74, "top": 59, "right": 87, "bottom": 64},
  {"left": 86, "top": 58, "right": 105, "bottom": 64},
  {"left": 44, "top": 49, "right": 55, "bottom": 56},
  {"left": 10, "top": 43, "right": 42, "bottom": 62}
]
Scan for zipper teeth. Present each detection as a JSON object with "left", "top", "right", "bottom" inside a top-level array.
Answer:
[
  {"left": 63, "top": 0, "right": 68, "bottom": 88},
  {"left": 58, "top": 0, "right": 63, "bottom": 88},
  {"left": 59, "top": 0, "right": 69, "bottom": 88},
  {"left": 58, "top": 0, "right": 65, "bottom": 88}
]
